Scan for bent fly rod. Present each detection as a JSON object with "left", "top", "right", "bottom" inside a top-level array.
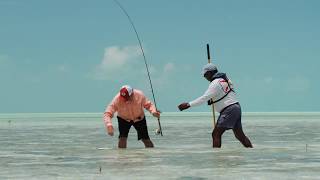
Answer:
[{"left": 114, "top": 0, "right": 163, "bottom": 136}]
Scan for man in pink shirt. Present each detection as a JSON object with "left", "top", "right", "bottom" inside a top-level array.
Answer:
[{"left": 104, "top": 85, "right": 161, "bottom": 148}]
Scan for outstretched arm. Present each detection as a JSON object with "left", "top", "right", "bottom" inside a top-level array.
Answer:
[{"left": 178, "top": 84, "right": 215, "bottom": 111}]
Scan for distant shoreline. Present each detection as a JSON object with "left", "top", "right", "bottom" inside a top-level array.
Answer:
[{"left": 1, "top": 112, "right": 320, "bottom": 118}]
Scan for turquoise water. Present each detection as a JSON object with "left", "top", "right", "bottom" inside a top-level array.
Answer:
[{"left": 0, "top": 112, "right": 320, "bottom": 179}]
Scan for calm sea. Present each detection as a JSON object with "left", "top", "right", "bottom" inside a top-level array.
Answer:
[{"left": 0, "top": 112, "right": 319, "bottom": 180}]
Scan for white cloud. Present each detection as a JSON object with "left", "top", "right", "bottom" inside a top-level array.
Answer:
[
  {"left": 100, "top": 45, "right": 141, "bottom": 70},
  {"left": 93, "top": 45, "right": 142, "bottom": 80},
  {"left": 163, "top": 62, "right": 175, "bottom": 74},
  {"left": 91, "top": 46, "right": 177, "bottom": 94}
]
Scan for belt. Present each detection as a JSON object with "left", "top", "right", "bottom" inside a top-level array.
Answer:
[{"left": 118, "top": 116, "right": 145, "bottom": 121}]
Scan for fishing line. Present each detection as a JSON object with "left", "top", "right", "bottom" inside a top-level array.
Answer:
[{"left": 113, "top": 0, "right": 163, "bottom": 136}]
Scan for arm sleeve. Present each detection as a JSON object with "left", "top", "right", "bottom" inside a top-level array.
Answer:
[
  {"left": 142, "top": 94, "right": 157, "bottom": 114},
  {"left": 189, "top": 84, "right": 215, "bottom": 107},
  {"left": 103, "top": 97, "right": 118, "bottom": 127}
]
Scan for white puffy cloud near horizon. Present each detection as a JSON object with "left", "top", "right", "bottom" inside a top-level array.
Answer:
[
  {"left": 92, "top": 45, "right": 176, "bottom": 85},
  {"left": 92, "top": 45, "right": 142, "bottom": 80},
  {"left": 101, "top": 45, "right": 141, "bottom": 69}
]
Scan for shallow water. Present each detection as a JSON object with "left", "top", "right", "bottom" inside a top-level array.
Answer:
[{"left": 0, "top": 112, "right": 320, "bottom": 179}]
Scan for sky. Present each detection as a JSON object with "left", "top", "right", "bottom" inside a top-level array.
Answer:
[{"left": 0, "top": 0, "right": 319, "bottom": 113}]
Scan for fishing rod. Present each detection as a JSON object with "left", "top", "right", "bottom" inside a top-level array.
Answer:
[
  {"left": 113, "top": 0, "right": 163, "bottom": 136},
  {"left": 207, "top": 44, "right": 216, "bottom": 127}
]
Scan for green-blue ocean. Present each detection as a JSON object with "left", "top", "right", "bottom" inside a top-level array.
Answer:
[{"left": 0, "top": 112, "right": 319, "bottom": 179}]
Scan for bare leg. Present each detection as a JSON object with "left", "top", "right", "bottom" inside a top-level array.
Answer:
[
  {"left": 233, "top": 128, "right": 253, "bottom": 148},
  {"left": 118, "top": 137, "right": 127, "bottom": 148},
  {"left": 212, "top": 127, "right": 226, "bottom": 148},
  {"left": 142, "top": 139, "right": 154, "bottom": 148}
]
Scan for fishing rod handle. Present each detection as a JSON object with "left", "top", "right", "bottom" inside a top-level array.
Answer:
[{"left": 206, "top": 44, "right": 211, "bottom": 60}]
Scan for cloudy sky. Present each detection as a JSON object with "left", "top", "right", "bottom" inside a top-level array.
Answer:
[{"left": 1, "top": 0, "right": 319, "bottom": 113}]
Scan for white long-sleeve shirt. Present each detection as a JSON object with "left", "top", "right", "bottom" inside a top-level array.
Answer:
[{"left": 189, "top": 78, "right": 238, "bottom": 112}]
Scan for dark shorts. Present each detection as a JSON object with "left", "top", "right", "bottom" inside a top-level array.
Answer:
[
  {"left": 217, "top": 103, "right": 242, "bottom": 129},
  {"left": 117, "top": 116, "right": 150, "bottom": 140}
]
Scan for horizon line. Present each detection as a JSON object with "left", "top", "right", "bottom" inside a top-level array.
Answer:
[{"left": 1, "top": 111, "right": 320, "bottom": 115}]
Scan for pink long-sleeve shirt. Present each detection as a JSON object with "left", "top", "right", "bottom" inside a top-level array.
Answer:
[{"left": 103, "top": 89, "right": 157, "bottom": 127}]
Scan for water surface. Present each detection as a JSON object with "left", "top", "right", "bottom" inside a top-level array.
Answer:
[{"left": 0, "top": 112, "right": 319, "bottom": 179}]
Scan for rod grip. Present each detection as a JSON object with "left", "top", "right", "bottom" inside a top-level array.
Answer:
[{"left": 206, "top": 44, "right": 211, "bottom": 61}]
